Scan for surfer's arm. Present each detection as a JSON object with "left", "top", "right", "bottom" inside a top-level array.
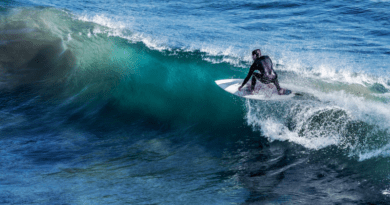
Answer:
[{"left": 239, "top": 66, "right": 255, "bottom": 90}]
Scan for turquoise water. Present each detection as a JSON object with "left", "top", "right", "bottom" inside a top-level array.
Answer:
[{"left": 1, "top": 0, "right": 390, "bottom": 204}]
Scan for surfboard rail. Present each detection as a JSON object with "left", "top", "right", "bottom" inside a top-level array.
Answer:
[{"left": 215, "top": 79, "right": 295, "bottom": 101}]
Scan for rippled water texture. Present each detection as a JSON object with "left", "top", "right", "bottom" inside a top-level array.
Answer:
[{"left": 0, "top": 0, "right": 390, "bottom": 204}]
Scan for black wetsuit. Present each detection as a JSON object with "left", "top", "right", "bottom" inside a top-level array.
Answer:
[{"left": 241, "top": 56, "right": 281, "bottom": 91}]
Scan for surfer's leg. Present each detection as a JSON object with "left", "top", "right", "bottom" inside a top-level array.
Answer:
[
  {"left": 273, "top": 78, "right": 281, "bottom": 91},
  {"left": 274, "top": 79, "right": 285, "bottom": 94},
  {"left": 270, "top": 74, "right": 287, "bottom": 95},
  {"left": 251, "top": 76, "right": 257, "bottom": 91},
  {"left": 251, "top": 73, "right": 262, "bottom": 91}
]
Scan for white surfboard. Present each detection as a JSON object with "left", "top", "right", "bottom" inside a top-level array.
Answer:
[{"left": 215, "top": 79, "right": 297, "bottom": 101}]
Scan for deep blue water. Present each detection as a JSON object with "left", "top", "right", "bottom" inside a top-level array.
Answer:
[{"left": 1, "top": 0, "right": 390, "bottom": 204}]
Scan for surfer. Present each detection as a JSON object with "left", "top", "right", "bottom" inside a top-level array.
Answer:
[{"left": 238, "top": 49, "right": 287, "bottom": 95}]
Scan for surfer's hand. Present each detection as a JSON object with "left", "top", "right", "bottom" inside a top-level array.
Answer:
[{"left": 238, "top": 85, "right": 243, "bottom": 91}]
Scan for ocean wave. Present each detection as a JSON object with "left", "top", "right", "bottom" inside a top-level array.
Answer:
[
  {"left": 1, "top": 7, "right": 390, "bottom": 162},
  {"left": 73, "top": 11, "right": 390, "bottom": 91}
]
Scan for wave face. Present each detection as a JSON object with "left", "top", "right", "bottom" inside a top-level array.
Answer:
[
  {"left": 0, "top": 7, "right": 244, "bottom": 128},
  {"left": 0, "top": 2, "right": 390, "bottom": 204}
]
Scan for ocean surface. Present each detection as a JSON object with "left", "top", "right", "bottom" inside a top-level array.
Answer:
[{"left": 1, "top": 0, "right": 390, "bottom": 204}]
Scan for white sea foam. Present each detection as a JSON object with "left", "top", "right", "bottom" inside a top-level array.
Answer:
[
  {"left": 252, "top": 117, "right": 340, "bottom": 150},
  {"left": 76, "top": 14, "right": 170, "bottom": 51},
  {"left": 382, "top": 189, "right": 390, "bottom": 196},
  {"left": 74, "top": 13, "right": 390, "bottom": 90},
  {"left": 314, "top": 90, "right": 390, "bottom": 129},
  {"left": 77, "top": 14, "right": 126, "bottom": 30},
  {"left": 358, "top": 143, "right": 390, "bottom": 161},
  {"left": 245, "top": 85, "right": 390, "bottom": 160},
  {"left": 245, "top": 97, "right": 345, "bottom": 150}
]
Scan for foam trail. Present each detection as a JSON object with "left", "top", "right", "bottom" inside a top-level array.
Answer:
[
  {"left": 316, "top": 91, "right": 390, "bottom": 129},
  {"left": 252, "top": 117, "right": 341, "bottom": 150},
  {"left": 359, "top": 143, "right": 390, "bottom": 161},
  {"left": 245, "top": 86, "right": 390, "bottom": 161}
]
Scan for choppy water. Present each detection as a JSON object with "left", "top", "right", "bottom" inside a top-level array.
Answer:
[{"left": 1, "top": 0, "right": 390, "bottom": 204}]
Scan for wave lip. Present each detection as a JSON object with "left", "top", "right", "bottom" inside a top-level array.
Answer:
[
  {"left": 72, "top": 8, "right": 390, "bottom": 92},
  {"left": 76, "top": 13, "right": 171, "bottom": 51}
]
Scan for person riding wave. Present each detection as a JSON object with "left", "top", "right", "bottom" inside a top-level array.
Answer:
[{"left": 238, "top": 49, "right": 288, "bottom": 95}]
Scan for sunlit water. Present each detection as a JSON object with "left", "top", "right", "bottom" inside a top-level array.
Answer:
[{"left": 1, "top": 0, "right": 390, "bottom": 204}]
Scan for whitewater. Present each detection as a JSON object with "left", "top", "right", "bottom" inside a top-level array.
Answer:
[{"left": 1, "top": 0, "right": 390, "bottom": 204}]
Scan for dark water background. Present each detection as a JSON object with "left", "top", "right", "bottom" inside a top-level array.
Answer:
[{"left": 1, "top": 0, "right": 390, "bottom": 204}]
